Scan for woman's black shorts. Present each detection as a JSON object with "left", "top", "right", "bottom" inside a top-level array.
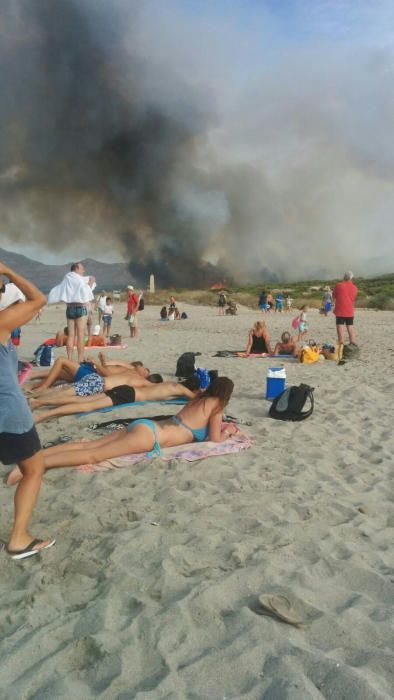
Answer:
[
  {"left": 0, "top": 426, "right": 41, "bottom": 465},
  {"left": 105, "top": 385, "right": 135, "bottom": 406}
]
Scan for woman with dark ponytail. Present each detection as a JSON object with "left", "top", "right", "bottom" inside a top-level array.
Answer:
[{"left": 15, "top": 378, "right": 237, "bottom": 474}]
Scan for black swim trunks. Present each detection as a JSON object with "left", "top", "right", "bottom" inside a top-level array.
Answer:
[
  {"left": 0, "top": 426, "right": 41, "bottom": 465},
  {"left": 105, "top": 385, "right": 135, "bottom": 406},
  {"left": 336, "top": 316, "right": 354, "bottom": 325}
]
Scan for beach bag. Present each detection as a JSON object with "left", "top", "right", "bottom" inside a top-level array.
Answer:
[
  {"left": 138, "top": 297, "right": 145, "bottom": 311},
  {"left": 269, "top": 384, "right": 314, "bottom": 421},
  {"left": 292, "top": 315, "right": 301, "bottom": 329},
  {"left": 110, "top": 334, "right": 122, "bottom": 346},
  {"left": 34, "top": 344, "right": 54, "bottom": 367},
  {"left": 176, "top": 352, "right": 197, "bottom": 378},
  {"left": 181, "top": 312, "right": 188, "bottom": 319},
  {"left": 299, "top": 342, "right": 320, "bottom": 364}
]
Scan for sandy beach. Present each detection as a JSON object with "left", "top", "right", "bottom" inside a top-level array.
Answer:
[{"left": 1, "top": 302, "right": 394, "bottom": 699}]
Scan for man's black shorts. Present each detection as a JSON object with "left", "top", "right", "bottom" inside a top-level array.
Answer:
[
  {"left": 0, "top": 426, "right": 41, "bottom": 465},
  {"left": 105, "top": 385, "right": 135, "bottom": 406},
  {"left": 336, "top": 316, "right": 354, "bottom": 325}
]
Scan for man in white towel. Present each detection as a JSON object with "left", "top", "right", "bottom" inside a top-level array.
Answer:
[{"left": 48, "top": 262, "right": 96, "bottom": 362}]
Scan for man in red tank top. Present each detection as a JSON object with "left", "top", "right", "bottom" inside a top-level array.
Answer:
[{"left": 332, "top": 271, "right": 358, "bottom": 344}]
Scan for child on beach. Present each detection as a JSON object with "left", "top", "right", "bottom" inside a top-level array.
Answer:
[
  {"left": 297, "top": 305, "right": 308, "bottom": 342},
  {"left": 102, "top": 296, "right": 114, "bottom": 337}
]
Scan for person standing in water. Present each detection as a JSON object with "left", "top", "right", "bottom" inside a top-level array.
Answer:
[{"left": 0, "top": 262, "right": 55, "bottom": 560}]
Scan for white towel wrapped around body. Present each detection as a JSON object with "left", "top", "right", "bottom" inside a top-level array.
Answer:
[{"left": 48, "top": 272, "right": 95, "bottom": 305}]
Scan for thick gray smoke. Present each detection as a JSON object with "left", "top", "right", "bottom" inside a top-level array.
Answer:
[{"left": 0, "top": 0, "right": 393, "bottom": 284}]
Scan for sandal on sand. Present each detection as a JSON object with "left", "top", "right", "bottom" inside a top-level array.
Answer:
[
  {"left": 7, "top": 538, "right": 56, "bottom": 560},
  {"left": 258, "top": 594, "right": 304, "bottom": 628}
]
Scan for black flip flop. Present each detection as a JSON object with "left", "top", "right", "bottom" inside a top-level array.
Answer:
[{"left": 7, "top": 538, "right": 56, "bottom": 560}]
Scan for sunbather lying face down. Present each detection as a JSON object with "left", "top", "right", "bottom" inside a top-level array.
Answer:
[
  {"left": 6, "top": 379, "right": 237, "bottom": 482},
  {"left": 32, "top": 378, "right": 200, "bottom": 423},
  {"left": 27, "top": 353, "right": 150, "bottom": 395}
]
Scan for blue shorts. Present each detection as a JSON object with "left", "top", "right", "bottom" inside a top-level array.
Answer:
[
  {"left": 74, "top": 373, "right": 105, "bottom": 397},
  {"left": 102, "top": 315, "right": 112, "bottom": 326},
  {"left": 74, "top": 362, "right": 97, "bottom": 383}
]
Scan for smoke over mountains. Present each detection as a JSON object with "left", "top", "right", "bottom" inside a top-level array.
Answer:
[{"left": 0, "top": 1, "right": 393, "bottom": 285}]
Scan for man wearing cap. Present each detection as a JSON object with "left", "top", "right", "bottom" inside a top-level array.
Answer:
[
  {"left": 126, "top": 285, "right": 140, "bottom": 338},
  {"left": 333, "top": 271, "right": 358, "bottom": 344}
]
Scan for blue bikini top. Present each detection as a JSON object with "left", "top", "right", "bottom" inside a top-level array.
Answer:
[{"left": 172, "top": 415, "right": 209, "bottom": 442}]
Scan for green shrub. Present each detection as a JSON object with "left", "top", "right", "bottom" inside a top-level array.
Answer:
[{"left": 369, "top": 292, "right": 393, "bottom": 310}]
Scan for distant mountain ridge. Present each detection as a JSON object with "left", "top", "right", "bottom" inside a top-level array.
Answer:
[{"left": 0, "top": 248, "right": 133, "bottom": 292}]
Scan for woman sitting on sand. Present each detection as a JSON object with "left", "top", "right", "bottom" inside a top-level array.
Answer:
[
  {"left": 273, "top": 332, "right": 297, "bottom": 356},
  {"left": 245, "top": 321, "right": 272, "bottom": 354},
  {"left": 8, "top": 378, "right": 238, "bottom": 479},
  {"left": 31, "top": 376, "right": 200, "bottom": 423}
]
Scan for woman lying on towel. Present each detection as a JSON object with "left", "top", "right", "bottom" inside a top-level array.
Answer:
[
  {"left": 31, "top": 376, "right": 200, "bottom": 423},
  {"left": 8, "top": 379, "right": 237, "bottom": 480},
  {"left": 245, "top": 321, "right": 272, "bottom": 354},
  {"left": 28, "top": 353, "right": 150, "bottom": 395}
]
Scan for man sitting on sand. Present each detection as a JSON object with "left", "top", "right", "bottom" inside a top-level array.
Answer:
[
  {"left": 273, "top": 332, "right": 297, "bottom": 356},
  {"left": 31, "top": 378, "right": 200, "bottom": 423}
]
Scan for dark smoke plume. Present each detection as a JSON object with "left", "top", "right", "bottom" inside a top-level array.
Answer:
[
  {"left": 0, "top": 0, "right": 227, "bottom": 286},
  {"left": 1, "top": 0, "right": 393, "bottom": 284}
]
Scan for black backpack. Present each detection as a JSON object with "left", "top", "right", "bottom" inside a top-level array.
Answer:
[
  {"left": 176, "top": 352, "right": 199, "bottom": 378},
  {"left": 138, "top": 297, "right": 145, "bottom": 311},
  {"left": 269, "top": 384, "right": 314, "bottom": 421}
]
